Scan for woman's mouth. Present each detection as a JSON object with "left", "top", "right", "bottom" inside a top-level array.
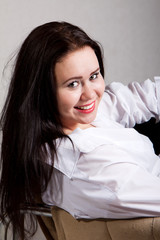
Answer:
[{"left": 74, "top": 101, "right": 95, "bottom": 113}]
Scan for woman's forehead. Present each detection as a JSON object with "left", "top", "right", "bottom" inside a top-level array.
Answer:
[{"left": 55, "top": 46, "right": 99, "bottom": 82}]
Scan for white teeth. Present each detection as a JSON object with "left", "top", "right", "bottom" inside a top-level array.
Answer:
[{"left": 78, "top": 102, "right": 94, "bottom": 110}]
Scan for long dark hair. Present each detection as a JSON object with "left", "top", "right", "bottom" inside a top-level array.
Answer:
[{"left": 0, "top": 21, "right": 104, "bottom": 239}]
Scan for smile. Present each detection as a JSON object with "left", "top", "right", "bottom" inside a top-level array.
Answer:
[{"left": 75, "top": 101, "right": 95, "bottom": 113}]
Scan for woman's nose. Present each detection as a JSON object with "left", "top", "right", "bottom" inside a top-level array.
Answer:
[{"left": 80, "top": 83, "right": 95, "bottom": 101}]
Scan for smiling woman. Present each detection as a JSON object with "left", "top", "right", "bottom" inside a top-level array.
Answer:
[
  {"left": 0, "top": 21, "right": 105, "bottom": 239},
  {"left": 0, "top": 21, "right": 160, "bottom": 240},
  {"left": 55, "top": 46, "right": 105, "bottom": 133}
]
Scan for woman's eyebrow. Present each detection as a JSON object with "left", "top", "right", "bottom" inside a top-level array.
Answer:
[
  {"left": 64, "top": 75, "right": 83, "bottom": 83},
  {"left": 64, "top": 67, "right": 100, "bottom": 83},
  {"left": 90, "top": 67, "right": 100, "bottom": 76}
]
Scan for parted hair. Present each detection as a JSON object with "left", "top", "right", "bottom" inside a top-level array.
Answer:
[{"left": 0, "top": 21, "right": 104, "bottom": 239}]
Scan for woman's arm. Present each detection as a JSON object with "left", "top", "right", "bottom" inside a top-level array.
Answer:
[{"left": 99, "top": 78, "right": 160, "bottom": 127}]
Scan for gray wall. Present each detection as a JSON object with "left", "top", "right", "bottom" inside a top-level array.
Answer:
[{"left": 0, "top": 0, "right": 160, "bottom": 109}]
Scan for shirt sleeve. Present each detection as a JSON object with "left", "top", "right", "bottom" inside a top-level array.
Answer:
[{"left": 99, "top": 77, "right": 160, "bottom": 127}]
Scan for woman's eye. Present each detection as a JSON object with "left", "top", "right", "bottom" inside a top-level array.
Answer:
[
  {"left": 90, "top": 72, "right": 99, "bottom": 80},
  {"left": 68, "top": 81, "right": 79, "bottom": 88}
]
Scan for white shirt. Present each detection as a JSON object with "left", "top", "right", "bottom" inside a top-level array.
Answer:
[{"left": 42, "top": 78, "right": 160, "bottom": 219}]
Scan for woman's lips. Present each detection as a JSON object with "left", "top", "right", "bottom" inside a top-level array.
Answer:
[{"left": 74, "top": 101, "right": 95, "bottom": 113}]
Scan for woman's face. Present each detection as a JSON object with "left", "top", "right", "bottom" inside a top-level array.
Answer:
[{"left": 55, "top": 46, "right": 105, "bottom": 132}]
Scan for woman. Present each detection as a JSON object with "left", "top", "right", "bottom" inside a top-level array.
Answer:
[{"left": 0, "top": 21, "right": 160, "bottom": 239}]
